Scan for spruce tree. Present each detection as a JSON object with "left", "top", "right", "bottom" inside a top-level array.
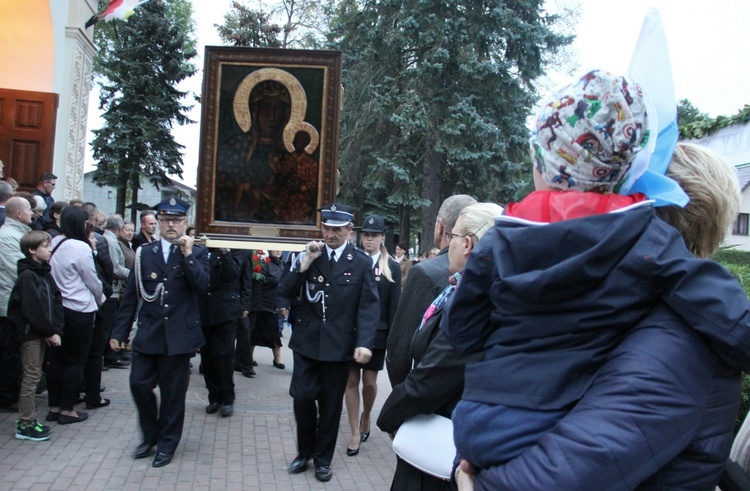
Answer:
[
  {"left": 90, "top": 0, "right": 197, "bottom": 221},
  {"left": 331, "top": 0, "right": 571, "bottom": 249}
]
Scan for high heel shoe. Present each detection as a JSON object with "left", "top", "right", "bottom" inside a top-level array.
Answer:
[
  {"left": 273, "top": 361, "right": 285, "bottom": 369},
  {"left": 346, "top": 446, "right": 359, "bottom": 456},
  {"left": 360, "top": 431, "right": 370, "bottom": 442}
]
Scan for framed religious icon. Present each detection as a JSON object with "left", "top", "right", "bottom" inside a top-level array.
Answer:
[{"left": 196, "top": 47, "right": 343, "bottom": 249}]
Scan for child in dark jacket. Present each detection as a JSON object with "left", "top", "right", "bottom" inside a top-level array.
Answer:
[
  {"left": 7, "top": 230, "right": 63, "bottom": 441},
  {"left": 442, "top": 70, "right": 750, "bottom": 472}
]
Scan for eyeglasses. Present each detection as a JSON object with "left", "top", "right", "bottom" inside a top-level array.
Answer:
[
  {"left": 445, "top": 232, "right": 469, "bottom": 243},
  {"left": 157, "top": 217, "right": 186, "bottom": 224},
  {"left": 446, "top": 220, "right": 492, "bottom": 244}
]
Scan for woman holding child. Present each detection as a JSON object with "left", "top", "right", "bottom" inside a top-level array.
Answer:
[{"left": 444, "top": 70, "right": 750, "bottom": 489}]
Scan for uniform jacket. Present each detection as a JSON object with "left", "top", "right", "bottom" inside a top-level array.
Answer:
[
  {"left": 198, "top": 249, "right": 244, "bottom": 326},
  {"left": 386, "top": 250, "right": 449, "bottom": 387},
  {"left": 113, "top": 240, "right": 209, "bottom": 356},
  {"left": 279, "top": 243, "right": 379, "bottom": 362},
  {"left": 7, "top": 258, "right": 64, "bottom": 343},
  {"left": 443, "top": 200, "right": 750, "bottom": 412},
  {"left": 475, "top": 303, "right": 745, "bottom": 490},
  {"left": 0, "top": 217, "right": 31, "bottom": 316},
  {"left": 372, "top": 258, "right": 401, "bottom": 350}
]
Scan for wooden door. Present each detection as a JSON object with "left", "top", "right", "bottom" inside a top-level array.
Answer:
[{"left": 0, "top": 88, "right": 59, "bottom": 192}]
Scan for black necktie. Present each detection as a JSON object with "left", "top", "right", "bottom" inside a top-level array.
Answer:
[
  {"left": 329, "top": 250, "right": 336, "bottom": 269},
  {"left": 169, "top": 244, "right": 177, "bottom": 261}
]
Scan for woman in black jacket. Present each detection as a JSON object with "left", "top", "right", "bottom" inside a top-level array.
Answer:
[
  {"left": 376, "top": 203, "right": 502, "bottom": 490},
  {"left": 344, "top": 215, "right": 401, "bottom": 456}
]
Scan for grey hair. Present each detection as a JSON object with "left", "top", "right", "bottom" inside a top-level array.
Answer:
[
  {"left": 438, "top": 194, "right": 478, "bottom": 232},
  {"left": 0, "top": 181, "right": 12, "bottom": 203},
  {"left": 105, "top": 214, "right": 124, "bottom": 231}
]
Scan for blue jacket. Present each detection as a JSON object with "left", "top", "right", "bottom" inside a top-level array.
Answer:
[
  {"left": 473, "top": 303, "right": 744, "bottom": 490},
  {"left": 443, "top": 203, "right": 750, "bottom": 411}
]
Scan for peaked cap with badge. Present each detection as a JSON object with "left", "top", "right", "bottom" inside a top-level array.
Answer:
[
  {"left": 155, "top": 197, "right": 190, "bottom": 216},
  {"left": 319, "top": 203, "right": 355, "bottom": 227},
  {"left": 360, "top": 214, "right": 386, "bottom": 234}
]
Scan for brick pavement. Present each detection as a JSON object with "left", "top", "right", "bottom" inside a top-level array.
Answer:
[{"left": 0, "top": 341, "right": 397, "bottom": 490}]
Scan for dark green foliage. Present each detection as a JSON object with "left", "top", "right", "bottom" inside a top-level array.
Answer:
[
  {"left": 216, "top": 1, "right": 282, "bottom": 47},
  {"left": 679, "top": 104, "right": 750, "bottom": 140},
  {"left": 90, "top": 0, "right": 197, "bottom": 220},
  {"left": 676, "top": 98, "right": 709, "bottom": 127},
  {"left": 712, "top": 248, "right": 750, "bottom": 434},
  {"left": 329, "top": 0, "right": 571, "bottom": 247}
]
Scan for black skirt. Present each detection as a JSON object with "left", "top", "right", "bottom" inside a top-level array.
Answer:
[{"left": 250, "top": 311, "right": 282, "bottom": 349}]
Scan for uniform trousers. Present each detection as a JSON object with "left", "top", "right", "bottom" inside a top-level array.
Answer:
[
  {"left": 201, "top": 319, "right": 237, "bottom": 405},
  {"left": 234, "top": 315, "right": 254, "bottom": 373},
  {"left": 130, "top": 351, "right": 191, "bottom": 456},
  {"left": 290, "top": 352, "right": 350, "bottom": 466}
]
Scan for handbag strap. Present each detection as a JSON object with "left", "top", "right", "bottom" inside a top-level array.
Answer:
[{"left": 50, "top": 237, "right": 70, "bottom": 257}]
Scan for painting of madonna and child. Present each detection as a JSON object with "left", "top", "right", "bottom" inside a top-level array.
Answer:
[{"left": 197, "top": 48, "right": 342, "bottom": 240}]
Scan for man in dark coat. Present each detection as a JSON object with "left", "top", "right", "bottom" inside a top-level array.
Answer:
[
  {"left": 33, "top": 172, "right": 56, "bottom": 228},
  {"left": 131, "top": 210, "right": 157, "bottom": 251},
  {"left": 198, "top": 248, "right": 249, "bottom": 417},
  {"left": 110, "top": 197, "right": 209, "bottom": 468},
  {"left": 279, "top": 203, "right": 380, "bottom": 482},
  {"left": 385, "top": 194, "right": 476, "bottom": 387}
]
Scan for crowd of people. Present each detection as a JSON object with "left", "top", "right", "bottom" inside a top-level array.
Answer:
[{"left": 0, "top": 64, "right": 748, "bottom": 490}]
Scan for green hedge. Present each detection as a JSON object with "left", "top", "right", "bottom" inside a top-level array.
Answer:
[{"left": 712, "top": 248, "right": 750, "bottom": 433}]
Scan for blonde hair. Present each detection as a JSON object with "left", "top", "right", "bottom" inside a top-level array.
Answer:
[
  {"left": 376, "top": 243, "right": 395, "bottom": 283},
  {"left": 655, "top": 142, "right": 741, "bottom": 258},
  {"left": 456, "top": 203, "right": 505, "bottom": 244}
]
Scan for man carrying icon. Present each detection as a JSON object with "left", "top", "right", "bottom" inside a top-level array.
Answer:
[
  {"left": 280, "top": 203, "right": 379, "bottom": 482},
  {"left": 110, "top": 197, "right": 209, "bottom": 468}
]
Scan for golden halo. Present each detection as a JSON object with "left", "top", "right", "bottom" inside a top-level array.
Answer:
[{"left": 233, "top": 68, "right": 319, "bottom": 154}]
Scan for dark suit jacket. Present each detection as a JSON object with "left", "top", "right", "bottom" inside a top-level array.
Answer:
[
  {"left": 378, "top": 304, "right": 483, "bottom": 433},
  {"left": 113, "top": 241, "right": 209, "bottom": 355},
  {"left": 0, "top": 207, "right": 5, "bottom": 227},
  {"left": 279, "top": 243, "right": 380, "bottom": 362},
  {"left": 198, "top": 249, "right": 244, "bottom": 326},
  {"left": 373, "top": 258, "right": 401, "bottom": 349},
  {"left": 131, "top": 231, "right": 153, "bottom": 251},
  {"left": 386, "top": 249, "right": 450, "bottom": 387}
]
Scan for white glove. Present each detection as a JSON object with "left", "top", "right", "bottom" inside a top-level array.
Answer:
[{"left": 354, "top": 347, "right": 372, "bottom": 364}]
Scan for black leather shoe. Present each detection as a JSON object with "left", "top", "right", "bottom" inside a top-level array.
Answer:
[
  {"left": 86, "top": 398, "right": 111, "bottom": 409},
  {"left": 288, "top": 456, "right": 309, "bottom": 474},
  {"left": 57, "top": 411, "right": 88, "bottom": 425},
  {"left": 105, "top": 359, "right": 130, "bottom": 369},
  {"left": 152, "top": 452, "right": 173, "bottom": 467},
  {"left": 242, "top": 369, "right": 256, "bottom": 378},
  {"left": 273, "top": 361, "right": 285, "bottom": 369},
  {"left": 360, "top": 431, "right": 370, "bottom": 442},
  {"left": 346, "top": 446, "right": 359, "bottom": 456},
  {"left": 134, "top": 442, "right": 155, "bottom": 459},
  {"left": 315, "top": 465, "right": 333, "bottom": 482},
  {"left": 205, "top": 402, "right": 221, "bottom": 414},
  {"left": 220, "top": 404, "right": 234, "bottom": 417}
]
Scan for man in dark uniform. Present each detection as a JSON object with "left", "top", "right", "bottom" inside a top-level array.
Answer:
[
  {"left": 198, "top": 248, "right": 250, "bottom": 417},
  {"left": 280, "top": 203, "right": 380, "bottom": 482},
  {"left": 110, "top": 197, "right": 209, "bottom": 468}
]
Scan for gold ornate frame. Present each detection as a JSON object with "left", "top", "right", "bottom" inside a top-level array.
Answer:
[{"left": 196, "top": 47, "right": 342, "bottom": 249}]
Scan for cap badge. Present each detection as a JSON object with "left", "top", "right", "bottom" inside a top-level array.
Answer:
[
  {"left": 368, "top": 218, "right": 374, "bottom": 224},
  {"left": 169, "top": 197, "right": 176, "bottom": 206},
  {"left": 330, "top": 204, "right": 337, "bottom": 212}
]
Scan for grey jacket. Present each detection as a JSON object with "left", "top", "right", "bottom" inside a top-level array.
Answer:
[{"left": 0, "top": 218, "right": 31, "bottom": 315}]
